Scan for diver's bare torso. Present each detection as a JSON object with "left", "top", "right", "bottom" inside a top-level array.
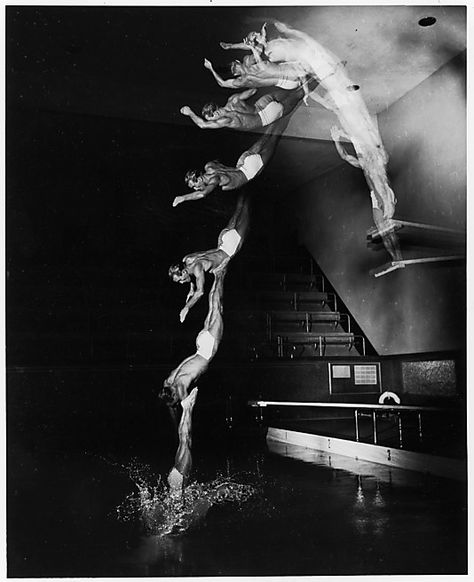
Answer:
[
  {"left": 203, "top": 161, "right": 246, "bottom": 190},
  {"left": 183, "top": 251, "right": 227, "bottom": 276}
]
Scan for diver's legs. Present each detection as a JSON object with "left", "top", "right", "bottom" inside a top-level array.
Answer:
[{"left": 167, "top": 387, "right": 198, "bottom": 496}]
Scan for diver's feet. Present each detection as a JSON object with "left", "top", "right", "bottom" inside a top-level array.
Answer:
[
  {"left": 274, "top": 21, "right": 290, "bottom": 34},
  {"left": 181, "top": 387, "right": 198, "bottom": 410},
  {"left": 367, "top": 220, "right": 402, "bottom": 239}
]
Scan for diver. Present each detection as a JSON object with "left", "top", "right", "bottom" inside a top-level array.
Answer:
[
  {"left": 172, "top": 117, "right": 289, "bottom": 207},
  {"left": 180, "top": 77, "right": 318, "bottom": 131},
  {"left": 169, "top": 193, "right": 250, "bottom": 322}
]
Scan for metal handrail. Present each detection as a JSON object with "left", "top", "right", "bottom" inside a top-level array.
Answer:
[
  {"left": 248, "top": 400, "right": 453, "bottom": 449},
  {"left": 248, "top": 401, "right": 444, "bottom": 411}
]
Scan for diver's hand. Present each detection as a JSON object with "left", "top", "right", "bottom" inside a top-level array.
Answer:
[{"left": 179, "top": 308, "right": 189, "bottom": 323}]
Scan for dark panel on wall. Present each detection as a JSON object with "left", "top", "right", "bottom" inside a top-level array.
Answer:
[
  {"left": 401, "top": 360, "right": 456, "bottom": 398},
  {"left": 207, "top": 361, "right": 330, "bottom": 403}
]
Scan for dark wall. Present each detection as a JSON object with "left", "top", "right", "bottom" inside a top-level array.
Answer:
[
  {"left": 6, "top": 107, "right": 273, "bottom": 369},
  {"left": 294, "top": 53, "right": 466, "bottom": 355},
  {"left": 9, "top": 357, "right": 458, "bottom": 452}
]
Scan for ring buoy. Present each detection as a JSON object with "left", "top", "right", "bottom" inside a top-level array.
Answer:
[{"left": 379, "top": 391, "right": 401, "bottom": 405}]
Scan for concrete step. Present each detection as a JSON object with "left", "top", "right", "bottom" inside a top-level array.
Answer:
[
  {"left": 245, "top": 272, "right": 324, "bottom": 292},
  {"left": 267, "top": 310, "right": 350, "bottom": 332},
  {"left": 276, "top": 331, "right": 365, "bottom": 357},
  {"left": 257, "top": 291, "right": 336, "bottom": 311}
]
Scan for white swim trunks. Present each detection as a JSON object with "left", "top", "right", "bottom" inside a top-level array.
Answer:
[
  {"left": 256, "top": 99, "right": 284, "bottom": 126},
  {"left": 238, "top": 153, "right": 264, "bottom": 181},
  {"left": 196, "top": 330, "right": 216, "bottom": 360},
  {"left": 276, "top": 76, "right": 299, "bottom": 90},
  {"left": 370, "top": 190, "right": 382, "bottom": 211},
  {"left": 218, "top": 228, "right": 242, "bottom": 257}
]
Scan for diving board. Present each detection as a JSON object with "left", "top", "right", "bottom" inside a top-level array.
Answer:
[
  {"left": 367, "top": 219, "right": 465, "bottom": 241},
  {"left": 371, "top": 255, "right": 465, "bottom": 278}
]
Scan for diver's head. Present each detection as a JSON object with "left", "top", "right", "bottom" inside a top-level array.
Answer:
[
  {"left": 231, "top": 60, "right": 243, "bottom": 76},
  {"left": 159, "top": 379, "right": 180, "bottom": 407},
  {"left": 185, "top": 169, "right": 205, "bottom": 190},
  {"left": 202, "top": 102, "right": 219, "bottom": 120},
  {"left": 168, "top": 264, "right": 191, "bottom": 284}
]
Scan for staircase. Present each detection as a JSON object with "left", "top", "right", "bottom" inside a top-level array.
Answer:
[{"left": 224, "top": 250, "right": 370, "bottom": 361}]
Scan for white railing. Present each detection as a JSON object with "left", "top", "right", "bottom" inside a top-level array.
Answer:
[{"left": 248, "top": 400, "right": 448, "bottom": 449}]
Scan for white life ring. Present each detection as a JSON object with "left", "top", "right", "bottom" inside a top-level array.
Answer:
[{"left": 378, "top": 391, "right": 401, "bottom": 405}]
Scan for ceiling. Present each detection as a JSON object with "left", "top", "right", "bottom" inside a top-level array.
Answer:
[{"left": 7, "top": 5, "right": 467, "bottom": 193}]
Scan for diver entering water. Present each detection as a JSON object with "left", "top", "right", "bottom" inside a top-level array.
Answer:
[
  {"left": 160, "top": 272, "right": 226, "bottom": 497},
  {"left": 167, "top": 387, "right": 198, "bottom": 497}
]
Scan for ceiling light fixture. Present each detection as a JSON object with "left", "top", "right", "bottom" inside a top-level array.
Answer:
[{"left": 418, "top": 16, "right": 437, "bottom": 27}]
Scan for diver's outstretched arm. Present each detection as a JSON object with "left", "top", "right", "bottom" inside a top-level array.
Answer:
[
  {"left": 204, "top": 58, "right": 241, "bottom": 89},
  {"left": 220, "top": 41, "right": 249, "bottom": 51},
  {"left": 180, "top": 106, "right": 231, "bottom": 129},
  {"left": 180, "top": 266, "right": 205, "bottom": 322},
  {"left": 173, "top": 180, "right": 219, "bottom": 207},
  {"left": 185, "top": 282, "right": 195, "bottom": 304}
]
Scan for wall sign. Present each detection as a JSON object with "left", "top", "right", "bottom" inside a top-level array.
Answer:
[
  {"left": 332, "top": 365, "right": 351, "bottom": 378},
  {"left": 328, "top": 362, "right": 381, "bottom": 395},
  {"left": 354, "top": 365, "right": 378, "bottom": 385}
]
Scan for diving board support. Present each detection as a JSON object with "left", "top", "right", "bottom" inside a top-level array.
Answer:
[{"left": 267, "top": 427, "right": 466, "bottom": 481}]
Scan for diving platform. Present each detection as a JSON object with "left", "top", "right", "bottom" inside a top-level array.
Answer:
[{"left": 367, "top": 219, "right": 465, "bottom": 277}]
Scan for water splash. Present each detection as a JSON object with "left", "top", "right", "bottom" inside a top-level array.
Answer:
[{"left": 115, "top": 460, "right": 261, "bottom": 537}]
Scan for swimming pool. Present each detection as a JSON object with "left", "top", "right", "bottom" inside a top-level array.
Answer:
[{"left": 8, "top": 418, "right": 467, "bottom": 577}]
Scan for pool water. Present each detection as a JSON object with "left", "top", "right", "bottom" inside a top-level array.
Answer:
[{"left": 8, "top": 426, "right": 467, "bottom": 577}]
